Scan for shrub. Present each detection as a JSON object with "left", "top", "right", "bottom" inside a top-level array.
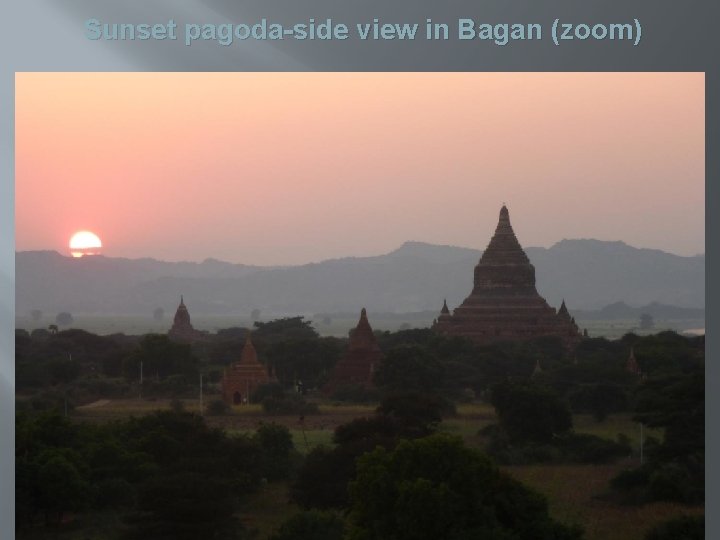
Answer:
[
  {"left": 254, "top": 423, "right": 298, "bottom": 481},
  {"left": 645, "top": 515, "right": 704, "bottom": 540},
  {"left": 262, "top": 394, "right": 319, "bottom": 416},
  {"left": 330, "top": 383, "right": 379, "bottom": 403},
  {"left": 206, "top": 399, "right": 230, "bottom": 416},
  {"left": 491, "top": 382, "right": 572, "bottom": 444},
  {"left": 270, "top": 510, "right": 345, "bottom": 540},
  {"left": 251, "top": 382, "right": 286, "bottom": 403},
  {"left": 554, "top": 433, "right": 631, "bottom": 464}
]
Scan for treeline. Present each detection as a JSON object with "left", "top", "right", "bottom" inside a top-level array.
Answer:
[
  {"left": 16, "top": 320, "right": 704, "bottom": 433},
  {"left": 15, "top": 317, "right": 345, "bottom": 409}
]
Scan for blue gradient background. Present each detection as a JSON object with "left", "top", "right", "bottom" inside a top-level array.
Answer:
[{"left": 2, "top": 0, "right": 717, "bottom": 537}]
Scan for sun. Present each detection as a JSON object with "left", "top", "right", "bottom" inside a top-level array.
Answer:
[{"left": 69, "top": 230, "right": 103, "bottom": 258}]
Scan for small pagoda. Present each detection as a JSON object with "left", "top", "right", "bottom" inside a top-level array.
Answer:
[
  {"left": 324, "top": 308, "right": 383, "bottom": 394},
  {"left": 222, "top": 332, "right": 276, "bottom": 405},
  {"left": 433, "top": 205, "right": 582, "bottom": 348},
  {"left": 168, "top": 296, "right": 203, "bottom": 343}
]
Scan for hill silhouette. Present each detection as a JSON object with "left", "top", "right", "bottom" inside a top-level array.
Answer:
[{"left": 15, "top": 240, "right": 704, "bottom": 316}]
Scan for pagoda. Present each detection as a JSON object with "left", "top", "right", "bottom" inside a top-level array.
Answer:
[
  {"left": 324, "top": 308, "right": 383, "bottom": 394},
  {"left": 222, "top": 332, "right": 276, "bottom": 405},
  {"left": 432, "top": 205, "right": 582, "bottom": 347},
  {"left": 168, "top": 296, "right": 203, "bottom": 343}
]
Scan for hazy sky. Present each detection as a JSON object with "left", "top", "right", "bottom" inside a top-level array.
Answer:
[{"left": 16, "top": 73, "right": 704, "bottom": 265}]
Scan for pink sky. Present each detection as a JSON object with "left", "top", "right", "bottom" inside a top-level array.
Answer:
[{"left": 15, "top": 73, "right": 704, "bottom": 265}]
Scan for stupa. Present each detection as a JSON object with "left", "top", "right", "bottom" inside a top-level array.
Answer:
[
  {"left": 222, "top": 332, "right": 276, "bottom": 405},
  {"left": 324, "top": 308, "right": 383, "bottom": 394},
  {"left": 432, "top": 205, "right": 582, "bottom": 347},
  {"left": 168, "top": 296, "right": 204, "bottom": 343}
]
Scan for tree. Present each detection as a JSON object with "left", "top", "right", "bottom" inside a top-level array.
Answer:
[
  {"left": 491, "top": 382, "right": 572, "bottom": 444},
  {"left": 292, "top": 417, "right": 401, "bottom": 510},
  {"left": 377, "top": 391, "right": 447, "bottom": 437},
  {"left": 567, "top": 383, "right": 629, "bottom": 422},
  {"left": 639, "top": 313, "right": 655, "bottom": 330},
  {"left": 153, "top": 307, "right": 165, "bottom": 321},
  {"left": 612, "top": 368, "right": 705, "bottom": 504},
  {"left": 133, "top": 472, "right": 243, "bottom": 540},
  {"left": 55, "top": 312, "right": 74, "bottom": 326},
  {"left": 373, "top": 345, "right": 444, "bottom": 393},
  {"left": 253, "top": 317, "right": 319, "bottom": 341},
  {"left": 35, "top": 450, "right": 91, "bottom": 524},
  {"left": 348, "top": 435, "right": 582, "bottom": 540},
  {"left": 270, "top": 510, "right": 345, "bottom": 540},
  {"left": 254, "top": 422, "right": 296, "bottom": 481},
  {"left": 122, "top": 334, "right": 198, "bottom": 382},
  {"left": 206, "top": 399, "right": 230, "bottom": 416}
]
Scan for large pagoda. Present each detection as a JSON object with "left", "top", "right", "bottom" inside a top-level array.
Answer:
[{"left": 432, "top": 205, "right": 581, "bottom": 347}]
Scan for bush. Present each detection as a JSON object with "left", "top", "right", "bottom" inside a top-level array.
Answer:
[
  {"left": 251, "top": 382, "right": 286, "bottom": 402},
  {"left": 292, "top": 446, "right": 355, "bottom": 509},
  {"left": 95, "top": 477, "right": 136, "bottom": 508},
  {"left": 648, "top": 463, "right": 702, "bottom": 503},
  {"left": 262, "top": 394, "right": 319, "bottom": 416},
  {"left": 254, "top": 423, "right": 298, "bottom": 481},
  {"left": 270, "top": 510, "right": 345, "bottom": 540},
  {"left": 206, "top": 399, "right": 230, "bottom": 416},
  {"left": 330, "top": 383, "right": 379, "bottom": 403},
  {"left": 611, "top": 467, "right": 651, "bottom": 491},
  {"left": 554, "top": 433, "right": 631, "bottom": 464},
  {"left": 491, "top": 382, "right": 572, "bottom": 444},
  {"left": 377, "top": 390, "right": 450, "bottom": 437},
  {"left": 645, "top": 515, "right": 704, "bottom": 540},
  {"left": 169, "top": 399, "right": 185, "bottom": 413}
]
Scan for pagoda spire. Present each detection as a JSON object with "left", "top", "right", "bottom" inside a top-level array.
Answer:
[
  {"left": 626, "top": 346, "right": 641, "bottom": 376},
  {"left": 441, "top": 299, "right": 450, "bottom": 315},
  {"left": 239, "top": 330, "right": 259, "bottom": 366},
  {"left": 532, "top": 358, "right": 543, "bottom": 378}
]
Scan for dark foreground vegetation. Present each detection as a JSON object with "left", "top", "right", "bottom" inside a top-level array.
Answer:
[{"left": 15, "top": 319, "right": 704, "bottom": 539}]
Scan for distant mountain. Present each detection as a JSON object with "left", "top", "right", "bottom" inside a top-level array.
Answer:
[
  {"left": 571, "top": 301, "right": 705, "bottom": 321},
  {"left": 15, "top": 240, "right": 704, "bottom": 317}
]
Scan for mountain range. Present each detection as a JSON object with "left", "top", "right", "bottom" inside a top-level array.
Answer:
[{"left": 15, "top": 239, "right": 704, "bottom": 317}]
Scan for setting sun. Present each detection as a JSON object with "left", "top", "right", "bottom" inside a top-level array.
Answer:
[{"left": 69, "top": 230, "right": 102, "bottom": 257}]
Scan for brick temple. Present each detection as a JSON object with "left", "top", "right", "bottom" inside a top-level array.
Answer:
[
  {"left": 222, "top": 332, "right": 276, "bottom": 405},
  {"left": 168, "top": 296, "right": 204, "bottom": 343},
  {"left": 324, "top": 308, "right": 383, "bottom": 394},
  {"left": 432, "top": 205, "right": 582, "bottom": 348}
]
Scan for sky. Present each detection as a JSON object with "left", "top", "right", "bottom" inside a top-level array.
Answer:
[{"left": 15, "top": 73, "right": 704, "bottom": 265}]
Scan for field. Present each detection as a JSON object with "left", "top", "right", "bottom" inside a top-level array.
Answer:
[{"left": 68, "top": 397, "right": 703, "bottom": 540}]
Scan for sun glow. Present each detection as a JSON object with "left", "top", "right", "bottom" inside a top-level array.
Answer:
[{"left": 69, "top": 231, "right": 102, "bottom": 257}]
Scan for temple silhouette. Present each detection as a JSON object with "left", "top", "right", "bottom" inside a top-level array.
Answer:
[
  {"left": 324, "top": 308, "right": 383, "bottom": 394},
  {"left": 432, "top": 205, "right": 582, "bottom": 347},
  {"left": 168, "top": 296, "right": 204, "bottom": 343}
]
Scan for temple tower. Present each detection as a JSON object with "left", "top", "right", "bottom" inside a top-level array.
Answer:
[
  {"left": 324, "top": 308, "right": 383, "bottom": 394},
  {"left": 222, "top": 332, "right": 276, "bottom": 405},
  {"left": 432, "top": 205, "right": 582, "bottom": 347},
  {"left": 168, "top": 296, "right": 203, "bottom": 343}
]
